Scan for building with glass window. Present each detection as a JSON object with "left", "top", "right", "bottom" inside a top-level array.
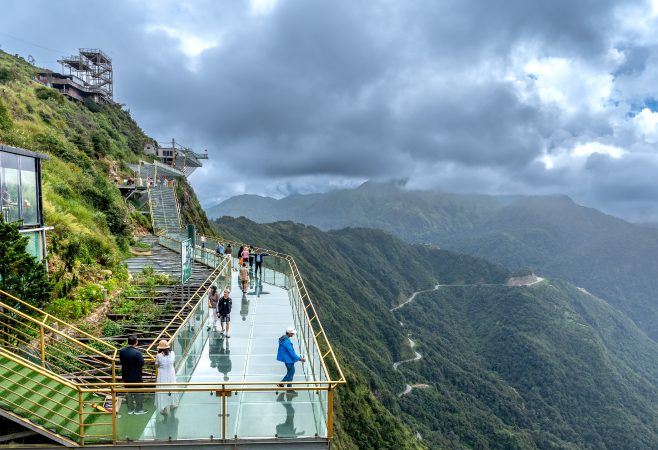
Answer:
[{"left": 0, "top": 145, "right": 50, "bottom": 264}]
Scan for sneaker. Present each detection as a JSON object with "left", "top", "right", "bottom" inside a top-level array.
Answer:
[
  {"left": 286, "top": 390, "right": 299, "bottom": 396},
  {"left": 133, "top": 409, "right": 149, "bottom": 415},
  {"left": 276, "top": 384, "right": 284, "bottom": 388},
  {"left": 127, "top": 410, "right": 135, "bottom": 415}
]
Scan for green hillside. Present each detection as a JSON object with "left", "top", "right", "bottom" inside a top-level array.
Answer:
[
  {"left": 214, "top": 217, "right": 658, "bottom": 450},
  {"left": 0, "top": 50, "right": 215, "bottom": 301},
  {"left": 207, "top": 180, "right": 500, "bottom": 242}
]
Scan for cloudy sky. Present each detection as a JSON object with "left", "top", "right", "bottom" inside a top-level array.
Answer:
[{"left": 3, "top": 0, "right": 658, "bottom": 221}]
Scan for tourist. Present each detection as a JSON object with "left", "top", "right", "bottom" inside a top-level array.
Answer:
[
  {"left": 163, "top": 175, "right": 168, "bottom": 187},
  {"left": 207, "top": 285, "right": 220, "bottom": 332},
  {"left": 226, "top": 244, "right": 233, "bottom": 270},
  {"left": 218, "top": 289, "right": 233, "bottom": 338},
  {"left": 248, "top": 246, "right": 255, "bottom": 271},
  {"left": 253, "top": 250, "right": 269, "bottom": 277},
  {"left": 239, "top": 262, "right": 250, "bottom": 294},
  {"left": 238, "top": 245, "right": 244, "bottom": 266},
  {"left": 216, "top": 241, "right": 224, "bottom": 257},
  {"left": 241, "top": 247, "right": 250, "bottom": 269},
  {"left": 276, "top": 327, "right": 306, "bottom": 395},
  {"left": 200, "top": 234, "right": 206, "bottom": 249},
  {"left": 119, "top": 335, "right": 148, "bottom": 415},
  {"left": 155, "top": 340, "right": 178, "bottom": 415}
]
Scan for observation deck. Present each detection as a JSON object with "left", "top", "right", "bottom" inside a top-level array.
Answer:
[{"left": 0, "top": 226, "right": 342, "bottom": 448}]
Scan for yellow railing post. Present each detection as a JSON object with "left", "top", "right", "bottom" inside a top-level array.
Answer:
[
  {"left": 39, "top": 325, "right": 45, "bottom": 368},
  {"left": 328, "top": 386, "right": 334, "bottom": 440},
  {"left": 111, "top": 388, "right": 117, "bottom": 444},
  {"left": 78, "top": 389, "right": 84, "bottom": 445},
  {"left": 111, "top": 360, "right": 116, "bottom": 383},
  {"left": 222, "top": 384, "right": 226, "bottom": 441}
]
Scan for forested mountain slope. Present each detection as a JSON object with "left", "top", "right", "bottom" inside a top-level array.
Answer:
[
  {"left": 213, "top": 217, "right": 658, "bottom": 449},
  {"left": 207, "top": 181, "right": 500, "bottom": 242},
  {"left": 212, "top": 217, "right": 510, "bottom": 449},
  {"left": 395, "top": 280, "right": 658, "bottom": 450}
]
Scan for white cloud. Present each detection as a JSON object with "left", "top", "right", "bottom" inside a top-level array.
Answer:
[
  {"left": 250, "top": 0, "right": 278, "bottom": 15},
  {"left": 146, "top": 25, "right": 220, "bottom": 58},
  {"left": 523, "top": 57, "right": 615, "bottom": 112},
  {"left": 634, "top": 108, "right": 658, "bottom": 143},
  {"left": 572, "top": 142, "right": 626, "bottom": 158}
]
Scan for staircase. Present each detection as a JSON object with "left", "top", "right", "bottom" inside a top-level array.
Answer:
[{"left": 148, "top": 186, "right": 181, "bottom": 235}]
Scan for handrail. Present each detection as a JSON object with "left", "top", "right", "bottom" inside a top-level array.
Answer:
[
  {"left": 0, "top": 347, "right": 80, "bottom": 391},
  {"left": 0, "top": 290, "right": 117, "bottom": 357},
  {"left": 171, "top": 185, "right": 183, "bottom": 229},
  {"left": 143, "top": 235, "right": 231, "bottom": 357},
  {"left": 146, "top": 183, "right": 155, "bottom": 230}
]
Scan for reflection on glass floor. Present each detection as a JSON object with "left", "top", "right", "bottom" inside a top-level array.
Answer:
[{"left": 138, "top": 263, "right": 327, "bottom": 441}]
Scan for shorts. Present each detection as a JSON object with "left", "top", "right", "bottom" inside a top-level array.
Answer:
[{"left": 220, "top": 314, "right": 230, "bottom": 323}]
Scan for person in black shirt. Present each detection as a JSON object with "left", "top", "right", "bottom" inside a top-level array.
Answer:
[
  {"left": 218, "top": 289, "right": 233, "bottom": 338},
  {"left": 119, "top": 335, "right": 148, "bottom": 415}
]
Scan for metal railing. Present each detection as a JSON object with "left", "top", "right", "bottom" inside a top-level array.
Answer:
[{"left": 0, "top": 289, "right": 118, "bottom": 383}]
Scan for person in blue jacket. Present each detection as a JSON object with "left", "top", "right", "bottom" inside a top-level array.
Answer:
[{"left": 276, "top": 326, "right": 306, "bottom": 394}]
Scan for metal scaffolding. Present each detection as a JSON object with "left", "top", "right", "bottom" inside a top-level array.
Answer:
[{"left": 58, "top": 48, "right": 113, "bottom": 102}]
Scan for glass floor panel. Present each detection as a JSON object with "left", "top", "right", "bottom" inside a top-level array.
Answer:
[{"left": 133, "top": 267, "right": 326, "bottom": 441}]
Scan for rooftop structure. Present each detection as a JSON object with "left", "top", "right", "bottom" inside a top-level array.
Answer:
[
  {"left": 144, "top": 139, "right": 209, "bottom": 177},
  {"left": 32, "top": 48, "right": 114, "bottom": 104}
]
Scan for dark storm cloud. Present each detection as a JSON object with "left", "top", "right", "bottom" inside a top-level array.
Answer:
[{"left": 2, "top": 0, "right": 658, "bottom": 220}]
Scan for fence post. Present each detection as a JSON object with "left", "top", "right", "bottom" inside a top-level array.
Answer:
[
  {"left": 40, "top": 326, "right": 45, "bottom": 368},
  {"left": 78, "top": 390, "right": 85, "bottom": 445},
  {"left": 111, "top": 388, "right": 117, "bottom": 444},
  {"left": 328, "top": 386, "right": 334, "bottom": 440},
  {"left": 222, "top": 384, "right": 226, "bottom": 440}
]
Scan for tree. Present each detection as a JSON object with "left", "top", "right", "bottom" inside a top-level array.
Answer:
[{"left": 0, "top": 217, "right": 53, "bottom": 310}]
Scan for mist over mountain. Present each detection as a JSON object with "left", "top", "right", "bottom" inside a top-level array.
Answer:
[{"left": 207, "top": 181, "right": 500, "bottom": 243}]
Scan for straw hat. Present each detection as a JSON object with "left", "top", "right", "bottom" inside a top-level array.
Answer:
[{"left": 157, "top": 340, "right": 170, "bottom": 350}]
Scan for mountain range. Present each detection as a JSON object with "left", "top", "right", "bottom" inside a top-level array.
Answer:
[
  {"left": 207, "top": 183, "right": 658, "bottom": 345},
  {"left": 213, "top": 217, "right": 658, "bottom": 450}
]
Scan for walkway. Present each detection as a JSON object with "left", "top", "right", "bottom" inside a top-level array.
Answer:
[{"left": 130, "top": 264, "right": 326, "bottom": 441}]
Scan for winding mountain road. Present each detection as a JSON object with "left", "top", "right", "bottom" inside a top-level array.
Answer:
[
  {"left": 391, "top": 284, "right": 439, "bottom": 311},
  {"left": 394, "top": 338, "right": 422, "bottom": 397}
]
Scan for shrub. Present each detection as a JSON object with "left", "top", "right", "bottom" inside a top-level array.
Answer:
[
  {"left": 101, "top": 319, "right": 124, "bottom": 337},
  {"left": 0, "top": 67, "right": 14, "bottom": 83},
  {"left": 90, "top": 129, "right": 110, "bottom": 156},
  {"left": 0, "top": 98, "right": 12, "bottom": 130},
  {"left": 75, "top": 283, "right": 105, "bottom": 304},
  {"left": 39, "top": 111, "right": 53, "bottom": 124},
  {"left": 84, "top": 97, "right": 100, "bottom": 113},
  {"left": 46, "top": 297, "right": 93, "bottom": 321},
  {"left": 34, "top": 86, "right": 65, "bottom": 105}
]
